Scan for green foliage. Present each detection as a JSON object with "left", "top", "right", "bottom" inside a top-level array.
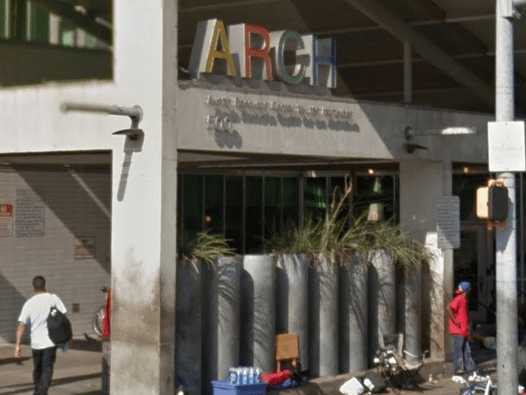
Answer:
[
  {"left": 349, "top": 217, "right": 431, "bottom": 267},
  {"left": 265, "top": 216, "right": 320, "bottom": 255},
  {"left": 184, "top": 231, "right": 235, "bottom": 266},
  {"left": 266, "top": 180, "right": 429, "bottom": 267}
]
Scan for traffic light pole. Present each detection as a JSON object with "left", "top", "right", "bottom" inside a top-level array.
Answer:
[{"left": 495, "top": 1, "right": 519, "bottom": 393}]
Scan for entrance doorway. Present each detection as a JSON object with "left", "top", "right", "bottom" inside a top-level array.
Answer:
[
  {"left": 454, "top": 224, "right": 495, "bottom": 323},
  {"left": 453, "top": 172, "right": 496, "bottom": 324}
]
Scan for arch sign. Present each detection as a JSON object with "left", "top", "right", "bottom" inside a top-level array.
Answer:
[{"left": 189, "top": 19, "right": 337, "bottom": 88}]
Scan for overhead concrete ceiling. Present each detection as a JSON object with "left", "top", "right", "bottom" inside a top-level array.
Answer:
[
  {"left": 176, "top": 0, "right": 526, "bottom": 114},
  {"left": 43, "top": 0, "right": 526, "bottom": 114}
]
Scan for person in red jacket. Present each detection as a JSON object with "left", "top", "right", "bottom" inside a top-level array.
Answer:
[{"left": 448, "top": 281, "right": 476, "bottom": 378}]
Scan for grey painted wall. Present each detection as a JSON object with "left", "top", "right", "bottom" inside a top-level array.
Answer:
[
  {"left": 0, "top": 166, "right": 111, "bottom": 344},
  {"left": 177, "top": 80, "right": 490, "bottom": 163}
]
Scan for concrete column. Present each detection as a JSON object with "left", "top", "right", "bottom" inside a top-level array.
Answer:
[
  {"left": 310, "top": 256, "right": 339, "bottom": 377},
  {"left": 340, "top": 255, "right": 368, "bottom": 373},
  {"left": 399, "top": 160, "right": 452, "bottom": 361},
  {"left": 276, "top": 254, "right": 310, "bottom": 369},
  {"left": 241, "top": 255, "right": 276, "bottom": 372},
  {"left": 110, "top": 1, "right": 178, "bottom": 394}
]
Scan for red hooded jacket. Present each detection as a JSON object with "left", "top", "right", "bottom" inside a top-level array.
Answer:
[{"left": 448, "top": 290, "right": 469, "bottom": 337}]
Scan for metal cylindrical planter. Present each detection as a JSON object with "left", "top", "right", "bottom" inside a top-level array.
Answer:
[
  {"left": 368, "top": 250, "right": 396, "bottom": 363},
  {"left": 340, "top": 254, "right": 368, "bottom": 373},
  {"left": 276, "top": 254, "right": 310, "bottom": 370},
  {"left": 175, "top": 260, "right": 202, "bottom": 395},
  {"left": 206, "top": 256, "right": 241, "bottom": 387},
  {"left": 402, "top": 263, "right": 422, "bottom": 364},
  {"left": 241, "top": 255, "right": 276, "bottom": 372},
  {"left": 310, "top": 255, "right": 339, "bottom": 377}
]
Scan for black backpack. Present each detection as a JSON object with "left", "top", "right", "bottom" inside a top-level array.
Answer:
[{"left": 47, "top": 306, "right": 72, "bottom": 345}]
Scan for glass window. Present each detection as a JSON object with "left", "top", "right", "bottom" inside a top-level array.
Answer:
[
  {"left": 283, "top": 177, "right": 299, "bottom": 228},
  {"left": 245, "top": 176, "right": 263, "bottom": 253},
  {"left": 354, "top": 176, "right": 395, "bottom": 222},
  {"left": 304, "top": 177, "right": 327, "bottom": 222},
  {"left": 182, "top": 175, "right": 203, "bottom": 251},
  {"left": 264, "top": 177, "right": 282, "bottom": 242},
  {"left": 60, "top": 18, "right": 76, "bottom": 46},
  {"left": 453, "top": 175, "right": 488, "bottom": 222},
  {"left": 330, "top": 176, "right": 352, "bottom": 224},
  {"left": 27, "top": 1, "right": 49, "bottom": 43},
  {"left": 0, "top": 0, "right": 8, "bottom": 39},
  {"left": 204, "top": 175, "right": 224, "bottom": 235},
  {"left": 225, "top": 176, "right": 243, "bottom": 252},
  {"left": 177, "top": 174, "right": 183, "bottom": 254}
]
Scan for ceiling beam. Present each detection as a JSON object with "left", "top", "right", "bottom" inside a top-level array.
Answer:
[
  {"left": 180, "top": 0, "right": 280, "bottom": 14},
  {"left": 343, "top": 0, "right": 493, "bottom": 106},
  {"left": 314, "top": 15, "right": 495, "bottom": 36},
  {"left": 32, "top": 0, "right": 111, "bottom": 44},
  {"left": 338, "top": 49, "right": 526, "bottom": 69}
]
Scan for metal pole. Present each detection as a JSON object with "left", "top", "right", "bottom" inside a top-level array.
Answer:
[
  {"left": 403, "top": 42, "right": 413, "bottom": 104},
  {"left": 495, "top": 1, "right": 519, "bottom": 393},
  {"left": 521, "top": 173, "right": 525, "bottom": 304}
]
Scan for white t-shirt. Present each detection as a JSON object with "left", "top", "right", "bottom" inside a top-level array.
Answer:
[{"left": 18, "top": 293, "right": 67, "bottom": 350}]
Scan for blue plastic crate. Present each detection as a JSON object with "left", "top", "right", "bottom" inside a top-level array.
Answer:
[{"left": 212, "top": 381, "right": 267, "bottom": 395}]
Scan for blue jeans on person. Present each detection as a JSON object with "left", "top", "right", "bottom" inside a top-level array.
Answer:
[
  {"left": 453, "top": 335, "right": 476, "bottom": 374},
  {"left": 32, "top": 347, "right": 57, "bottom": 395}
]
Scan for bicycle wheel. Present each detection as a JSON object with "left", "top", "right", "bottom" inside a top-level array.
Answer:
[{"left": 92, "top": 305, "right": 106, "bottom": 337}]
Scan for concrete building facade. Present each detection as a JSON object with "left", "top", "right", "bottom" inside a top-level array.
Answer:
[{"left": 0, "top": 1, "right": 523, "bottom": 394}]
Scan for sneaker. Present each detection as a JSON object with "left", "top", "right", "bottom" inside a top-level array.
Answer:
[
  {"left": 452, "top": 375, "right": 467, "bottom": 384},
  {"left": 468, "top": 372, "right": 487, "bottom": 383}
]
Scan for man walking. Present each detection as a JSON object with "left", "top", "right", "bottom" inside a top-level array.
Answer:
[
  {"left": 448, "top": 281, "right": 477, "bottom": 380},
  {"left": 14, "top": 276, "right": 67, "bottom": 395}
]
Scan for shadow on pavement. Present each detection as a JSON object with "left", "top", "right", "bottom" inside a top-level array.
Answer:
[
  {"left": 0, "top": 373, "right": 101, "bottom": 395},
  {"left": 69, "top": 338, "right": 103, "bottom": 353},
  {"left": 0, "top": 357, "right": 31, "bottom": 366}
]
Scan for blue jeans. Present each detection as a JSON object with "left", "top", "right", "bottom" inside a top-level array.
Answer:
[
  {"left": 32, "top": 347, "right": 57, "bottom": 395},
  {"left": 452, "top": 336, "right": 476, "bottom": 374}
]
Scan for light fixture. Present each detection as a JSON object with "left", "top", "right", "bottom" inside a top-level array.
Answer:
[
  {"left": 368, "top": 168, "right": 375, "bottom": 175},
  {"left": 61, "top": 102, "right": 144, "bottom": 140},
  {"left": 463, "top": 166, "right": 470, "bottom": 174},
  {"left": 404, "top": 126, "right": 477, "bottom": 153}
]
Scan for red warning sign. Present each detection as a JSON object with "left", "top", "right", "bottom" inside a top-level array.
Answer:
[{"left": 0, "top": 203, "right": 13, "bottom": 217}]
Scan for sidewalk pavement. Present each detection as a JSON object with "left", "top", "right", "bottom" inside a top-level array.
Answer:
[
  {"left": 0, "top": 340, "right": 102, "bottom": 395},
  {"left": 0, "top": 339, "right": 497, "bottom": 395}
]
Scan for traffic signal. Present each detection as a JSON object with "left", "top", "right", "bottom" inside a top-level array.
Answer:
[{"left": 476, "top": 181, "right": 509, "bottom": 222}]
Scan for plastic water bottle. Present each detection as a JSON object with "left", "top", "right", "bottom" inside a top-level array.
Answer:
[
  {"left": 241, "top": 368, "right": 248, "bottom": 384},
  {"left": 255, "top": 368, "right": 261, "bottom": 384},
  {"left": 236, "top": 367, "right": 242, "bottom": 385}
]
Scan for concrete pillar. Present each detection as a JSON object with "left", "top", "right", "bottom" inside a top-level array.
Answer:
[
  {"left": 310, "top": 256, "right": 339, "bottom": 377},
  {"left": 276, "top": 254, "right": 310, "bottom": 370},
  {"left": 368, "top": 250, "right": 396, "bottom": 362},
  {"left": 399, "top": 160, "right": 452, "bottom": 361},
  {"left": 110, "top": 1, "right": 178, "bottom": 394},
  {"left": 340, "top": 255, "right": 368, "bottom": 373},
  {"left": 241, "top": 255, "right": 276, "bottom": 372},
  {"left": 175, "top": 262, "right": 203, "bottom": 395},
  {"left": 206, "top": 257, "right": 241, "bottom": 386}
]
